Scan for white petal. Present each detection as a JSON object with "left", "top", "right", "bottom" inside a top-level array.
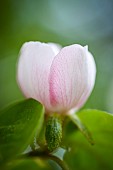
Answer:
[
  {"left": 48, "top": 42, "right": 62, "bottom": 55},
  {"left": 75, "top": 48, "right": 96, "bottom": 109},
  {"left": 49, "top": 44, "right": 89, "bottom": 112},
  {"left": 17, "top": 41, "right": 57, "bottom": 110},
  {"left": 87, "top": 51, "right": 96, "bottom": 90},
  {"left": 84, "top": 45, "right": 88, "bottom": 51}
]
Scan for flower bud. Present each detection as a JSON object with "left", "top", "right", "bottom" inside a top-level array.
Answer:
[{"left": 17, "top": 41, "right": 96, "bottom": 114}]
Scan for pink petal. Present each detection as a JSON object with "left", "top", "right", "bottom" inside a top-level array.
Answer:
[
  {"left": 49, "top": 44, "right": 90, "bottom": 112},
  {"left": 75, "top": 46, "right": 96, "bottom": 109},
  {"left": 17, "top": 41, "right": 60, "bottom": 110}
]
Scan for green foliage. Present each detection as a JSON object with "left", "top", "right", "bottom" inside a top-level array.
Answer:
[
  {"left": 68, "top": 113, "right": 94, "bottom": 145},
  {"left": 64, "top": 109, "right": 113, "bottom": 170},
  {"left": 0, "top": 99, "right": 44, "bottom": 166},
  {"left": 0, "top": 101, "right": 113, "bottom": 170},
  {"left": 9, "top": 159, "right": 51, "bottom": 170},
  {"left": 45, "top": 114, "right": 62, "bottom": 152}
]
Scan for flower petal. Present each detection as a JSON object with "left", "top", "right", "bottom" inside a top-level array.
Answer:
[
  {"left": 48, "top": 42, "right": 62, "bottom": 55},
  {"left": 17, "top": 41, "right": 58, "bottom": 110},
  {"left": 75, "top": 47, "right": 96, "bottom": 109},
  {"left": 49, "top": 44, "right": 90, "bottom": 112}
]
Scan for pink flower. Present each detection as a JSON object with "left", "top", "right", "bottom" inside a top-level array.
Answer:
[{"left": 17, "top": 42, "right": 96, "bottom": 114}]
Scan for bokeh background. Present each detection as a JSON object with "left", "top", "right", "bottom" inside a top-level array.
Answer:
[{"left": 1, "top": 0, "right": 113, "bottom": 113}]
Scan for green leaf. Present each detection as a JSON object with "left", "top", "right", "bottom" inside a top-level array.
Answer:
[
  {"left": 68, "top": 113, "right": 94, "bottom": 145},
  {"left": 64, "top": 109, "right": 113, "bottom": 170},
  {"left": 0, "top": 99, "right": 44, "bottom": 166},
  {"left": 9, "top": 159, "right": 51, "bottom": 170}
]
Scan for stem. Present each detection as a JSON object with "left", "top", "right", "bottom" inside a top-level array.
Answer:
[
  {"left": 48, "top": 154, "right": 69, "bottom": 170},
  {"left": 22, "top": 150, "right": 69, "bottom": 170}
]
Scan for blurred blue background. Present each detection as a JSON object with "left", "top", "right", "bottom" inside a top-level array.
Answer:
[{"left": 0, "top": 0, "right": 113, "bottom": 112}]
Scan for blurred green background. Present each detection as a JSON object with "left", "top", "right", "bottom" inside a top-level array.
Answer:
[{"left": 0, "top": 0, "right": 113, "bottom": 112}]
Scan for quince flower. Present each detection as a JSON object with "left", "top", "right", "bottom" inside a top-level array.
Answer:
[{"left": 17, "top": 42, "right": 96, "bottom": 114}]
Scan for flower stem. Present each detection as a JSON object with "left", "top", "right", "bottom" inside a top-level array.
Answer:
[
  {"left": 22, "top": 150, "right": 69, "bottom": 170},
  {"left": 47, "top": 154, "right": 69, "bottom": 170}
]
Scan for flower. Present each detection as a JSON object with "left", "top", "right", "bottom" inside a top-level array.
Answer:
[{"left": 17, "top": 42, "right": 96, "bottom": 114}]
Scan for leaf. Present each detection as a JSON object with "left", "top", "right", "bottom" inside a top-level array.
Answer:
[
  {"left": 8, "top": 159, "right": 52, "bottom": 170},
  {"left": 68, "top": 113, "right": 94, "bottom": 145},
  {"left": 64, "top": 109, "right": 113, "bottom": 170},
  {"left": 0, "top": 99, "right": 44, "bottom": 166}
]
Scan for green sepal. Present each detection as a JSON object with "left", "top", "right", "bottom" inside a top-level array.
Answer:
[
  {"left": 45, "top": 114, "right": 63, "bottom": 152},
  {"left": 68, "top": 113, "right": 94, "bottom": 145}
]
